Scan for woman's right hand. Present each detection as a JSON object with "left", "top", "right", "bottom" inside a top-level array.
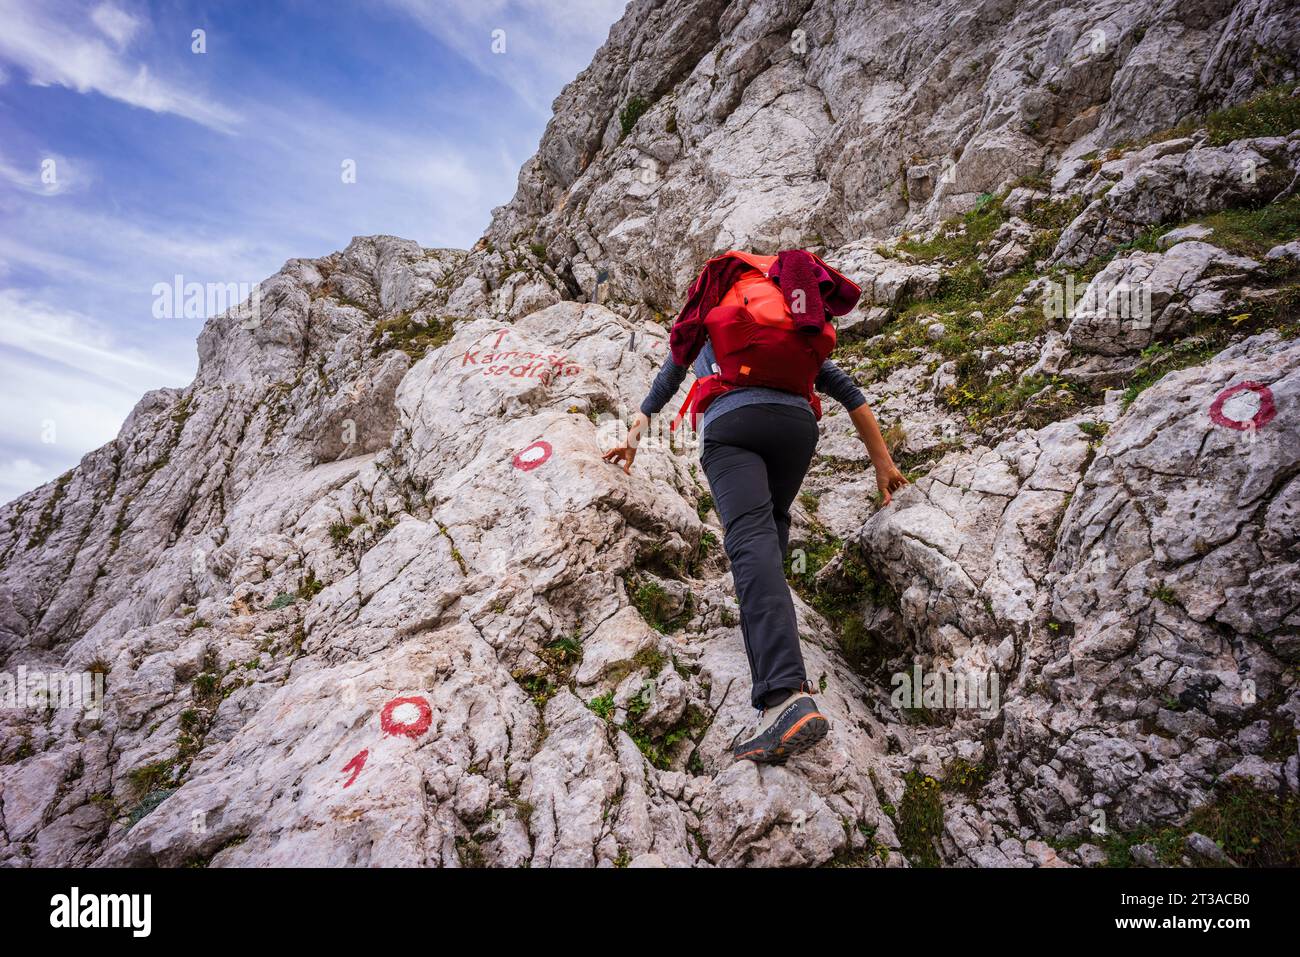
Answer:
[{"left": 602, "top": 412, "right": 650, "bottom": 474}]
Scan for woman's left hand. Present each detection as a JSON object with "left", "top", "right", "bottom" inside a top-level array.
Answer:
[{"left": 602, "top": 412, "right": 649, "bottom": 474}]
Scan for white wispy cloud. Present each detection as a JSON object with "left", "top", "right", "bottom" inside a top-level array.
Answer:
[
  {"left": 0, "top": 149, "right": 92, "bottom": 196},
  {"left": 0, "top": 457, "right": 51, "bottom": 504},
  {"left": 0, "top": 1, "right": 630, "bottom": 503},
  {"left": 379, "top": 0, "right": 627, "bottom": 114},
  {"left": 0, "top": 288, "right": 192, "bottom": 397},
  {"left": 0, "top": 288, "right": 194, "bottom": 504},
  {"left": 89, "top": 2, "right": 142, "bottom": 49},
  {"left": 0, "top": 0, "right": 240, "bottom": 132}
]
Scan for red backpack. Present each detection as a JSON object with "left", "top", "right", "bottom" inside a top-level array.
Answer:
[{"left": 671, "top": 251, "right": 843, "bottom": 430}]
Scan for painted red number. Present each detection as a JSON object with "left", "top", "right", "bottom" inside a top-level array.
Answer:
[{"left": 341, "top": 749, "right": 368, "bottom": 788}]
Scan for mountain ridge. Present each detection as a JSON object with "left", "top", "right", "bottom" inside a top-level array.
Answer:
[{"left": 2, "top": 0, "right": 1298, "bottom": 867}]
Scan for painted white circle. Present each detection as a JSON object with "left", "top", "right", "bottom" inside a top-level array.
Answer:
[
  {"left": 1220, "top": 389, "right": 1261, "bottom": 423},
  {"left": 390, "top": 702, "right": 422, "bottom": 725},
  {"left": 519, "top": 445, "right": 547, "bottom": 463}
]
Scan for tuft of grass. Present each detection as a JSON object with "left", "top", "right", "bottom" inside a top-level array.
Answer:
[
  {"left": 296, "top": 570, "right": 324, "bottom": 600},
  {"left": 371, "top": 312, "right": 458, "bottom": 361},
  {"left": 27, "top": 471, "right": 73, "bottom": 549},
  {"left": 1201, "top": 83, "right": 1300, "bottom": 147},
  {"left": 896, "top": 771, "right": 944, "bottom": 867},
  {"left": 897, "top": 191, "right": 1011, "bottom": 265},
  {"left": 627, "top": 576, "right": 692, "bottom": 633},
  {"left": 267, "top": 592, "right": 296, "bottom": 610},
  {"left": 1150, "top": 584, "right": 1177, "bottom": 605},
  {"left": 619, "top": 96, "right": 650, "bottom": 137},
  {"left": 1106, "top": 83, "right": 1300, "bottom": 157},
  {"left": 1077, "top": 420, "right": 1109, "bottom": 440},
  {"left": 793, "top": 539, "right": 895, "bottom": 678},
  {"left": 942, "top": 758, "right": 991, "bottom": 798},
  {"left": 125, "top": 759, "right": 175, "bottom": 798},
  {"left": 1093, "top": 781, "right": 1300, "bottom": 867},
  {"left": 125, "top": 788, "right": 176, "bottom": 828},
  {"left": 1117, "top": 323, "right": 1258, "bottom": 409},
  {"left": 1193, "top": 193, "right": 1300, "bottom": 264},
  {"left": 623, "top": 705, "right": 708, "bottom": 771}
]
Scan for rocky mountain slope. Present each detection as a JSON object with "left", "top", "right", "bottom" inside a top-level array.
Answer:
[{"left": 2, "top": 0, "right": 1299, "bottom": 867}]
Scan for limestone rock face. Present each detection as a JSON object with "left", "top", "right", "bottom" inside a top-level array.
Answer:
[
  {"left": 849, "top": 334, "right": 1299, "bottom": 860},
  {"left": 1051, "top": 133, "right": 1300, "bottom": 267},
  {"left": 484, "top": 0, "right": 1299, "bottom": 311},
  {"left": 2, "top": 0, "right": 1298, "bottom": 868},
  {"left": 0, "top": 268, "right": 900, "bottom": 868},
  {"left": 1064, "top": 241, "right": 1262, "bottom": 356}
]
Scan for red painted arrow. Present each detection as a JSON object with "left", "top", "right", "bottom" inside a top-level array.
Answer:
[{"left": 341, "top": 749, "right": 369, "bottom": 788}]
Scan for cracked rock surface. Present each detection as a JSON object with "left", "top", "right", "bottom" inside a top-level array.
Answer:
[{"left": 2, "top": 0, "right": 1298, "bottom": 868}]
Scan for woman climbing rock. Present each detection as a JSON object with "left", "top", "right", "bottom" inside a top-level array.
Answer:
[{"left": 603, "top": 249, "right": 908, "bottom": 764}]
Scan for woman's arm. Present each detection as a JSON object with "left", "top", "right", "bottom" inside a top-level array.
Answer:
[
  {"left": 847, "top": 401, "right": 908, "bottom": 505},
  {"left": 816, "top": 358, "right": 906, "bottom": 501},
  {"left": 640, "top": 355, "right": 689, "bottom": 418},
  {"left": 814, "top": 358, "right": 867, "bottom": 412},
  {"left": 603, "top": 354, "right": 688, "bottom": 473}
]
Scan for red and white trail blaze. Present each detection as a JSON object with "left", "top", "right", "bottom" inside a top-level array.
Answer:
[
  {"left": 379, "top": 695, "right": 434, "bottom": 738},
  {"left": 512, "top": 440, "right": 553, "bottom": 471},
  {"left": 339, "top": 695, "right": 433, "bottom": 789},
  {"left": 1209, "top": 381, "right": 1277, "bottom": 431}
]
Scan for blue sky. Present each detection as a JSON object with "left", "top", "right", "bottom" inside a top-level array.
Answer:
[{"left": 0, "top": 0, "right": 626, "bottom": 503}]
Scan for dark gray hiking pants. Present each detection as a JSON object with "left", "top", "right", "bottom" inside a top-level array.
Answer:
[{"left": 700, "top": 404, "right": 819, "bottom": 709}]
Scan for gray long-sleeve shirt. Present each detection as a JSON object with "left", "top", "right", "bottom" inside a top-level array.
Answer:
[{"left": 640, "top": 340, "right": 866, "bottom": 436}]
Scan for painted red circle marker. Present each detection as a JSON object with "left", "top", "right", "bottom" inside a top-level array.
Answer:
[
  {"left": 1209, "top": 381, "right": 1276, "bottom": 431},
  {"left": 512, "top": 440, "right": 553, "bottom": 471},
  {"left": 341, "top": 749, "right": 368, "bottom": 788},
  {"left": 379, "top": 696, "right": 433, "bottom": 738}
]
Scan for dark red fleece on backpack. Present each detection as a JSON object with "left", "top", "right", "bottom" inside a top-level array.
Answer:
[
  {"left": 769, "top": 250, "right": 837, "bottom": 334},
  {"left": 668, "top": 250, "right": 860, "bottom": 365}
]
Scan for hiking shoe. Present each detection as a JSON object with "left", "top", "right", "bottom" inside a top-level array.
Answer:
[{"left": 732, "top": 689, "right": 829, "bottom": 764}]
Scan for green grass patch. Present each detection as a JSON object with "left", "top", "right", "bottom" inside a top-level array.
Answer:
[
  {"left": 1089, "top": 781, "right": 1300, "bottom": 867},
  {"left": 1114, "top": 308, "right": 1279, "bottom": 409},
  {"left": 26, "top": 470, "right": 73, "bottom": 549},
  {"left": 125, "top": 788, "right": 177, "bottom": 828},
  {"left": 1193, "top": 193, "right": 1300, "bottom": 264},
  {"left": 627, "top": 576, "right": 692, "bottom": 633},
  {"left": 895, "top": 771, "right": 944, "bottom": 867},
  {"left": 296, "top": 570, "right": 325, "bottom": 600},
  {"left": 1106, "top": 83, "right": 1300, "bottom": 157},
  {"left": 371, "top": 312, "right": 458, "bottom": 361},
  {"left": 267, "top": 591, "right": 296, "bottom": 610},
  {"left": 1201, "top": 83, "right": 1300, "bottom": 147},
  {"left": 619, "top": 96, "right": 650, "bottom": 137},
  {"left": 125, "top": 759, "right": 176, "bottom": 798},
  {"left": 1150, "top": 584, "right": 1177, "bottom": 605},
  {"left": 942, "top": 758, "right": 992, "bottom": 798},
  {"left": 792, "top": 538, "right": 896, "bottom": 678},
  {"left": 623, "top": 705, "right": 709, "bottom": 771},
  {"left": 897, "top": 192, "right": 1007, "bottom": 264}
]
